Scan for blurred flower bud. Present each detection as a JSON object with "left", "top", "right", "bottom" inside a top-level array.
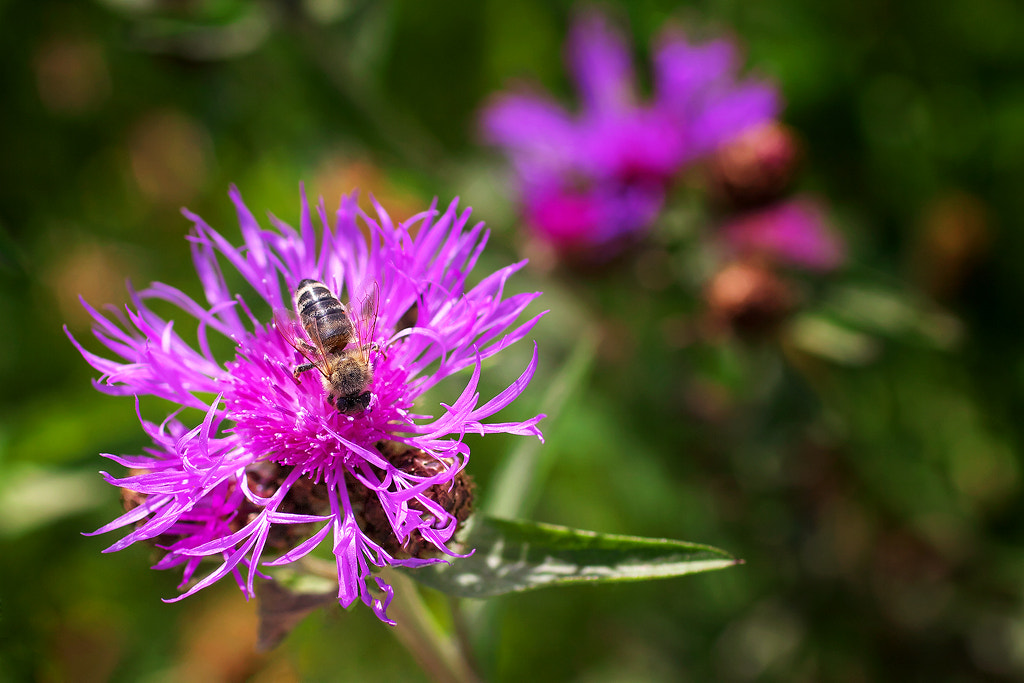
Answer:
[
  {"left": 49, "top": 240, "right": 142, "bottom": 331},
  {"left": 34, "top": 36, "right": 110, "bottom": 115},
  {"left": 129, "top": 109, "right": 211, "bottom": 207},
  {"left": 313, "top": 155, "right": 421, "bottom": 221},
  {"left": 913, "top": 191, "right": 992, "bottom": 300},
  {"left": 708, "top": 122, "right": 802, "bottom": 208},
  {"left": 705, "top": 260, "right": 795, "bottom": 337}
]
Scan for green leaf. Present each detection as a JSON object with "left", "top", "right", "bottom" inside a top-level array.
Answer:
[
  {"left": 788, "top": 281, "right": 963, "bottom": 366},
  {"left": 0, "top": 467, "right": 108, "bottom": 537},
  {"left": 403, "top": 515, "right": 740, "bottom": 599}
]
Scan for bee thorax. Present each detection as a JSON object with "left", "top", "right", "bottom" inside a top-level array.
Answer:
[{"left": 328, "top": 352, "right": 373, "bottom": 395}]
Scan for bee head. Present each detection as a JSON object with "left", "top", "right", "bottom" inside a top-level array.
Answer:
[
  {"left": 325, "top": 353, "right": 374, "bottom": 414},
  {"left": 329, "top": 390, "right": 373, "bottom": 414}
]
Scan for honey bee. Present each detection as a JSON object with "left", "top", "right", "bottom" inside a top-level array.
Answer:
[{"left": 276, "top": 278, "right": 379, "bottom": 414}]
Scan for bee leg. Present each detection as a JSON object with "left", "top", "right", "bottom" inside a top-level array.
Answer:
[{"left": 293, "top": 362, "right": 317, "bottom": 380}]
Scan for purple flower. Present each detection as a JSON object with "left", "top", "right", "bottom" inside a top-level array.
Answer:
[
  {"left": 67, "top": 187, "right": 545, "bottom": 624},
  {"left": 481, "top": 10, "right": 779, "bottom": 251},
  {"left": 720, "top": 197, "right": 845, "bottom": 272}
]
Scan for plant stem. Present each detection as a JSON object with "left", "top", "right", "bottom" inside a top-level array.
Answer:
[
  {"left": 485, "top": 325, "right": 598, "bottom": 519},
  {"left": 296, "top": 559, "right": 479, "bottom": 682},
  {"left": 381, "top": 569, "right": 482, "bottom": 683}
]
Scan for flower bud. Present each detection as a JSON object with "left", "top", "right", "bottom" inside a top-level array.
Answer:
[
  {"left": 242, "top": 462, "right": 331, "bottom": 551},
  {"left": 708, "top": 122, "right": 802, "bottom": 208},
  {"left": 705, "top": 260, "right": 795, "bottom": 337}
]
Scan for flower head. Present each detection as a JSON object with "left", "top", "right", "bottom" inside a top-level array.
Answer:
[
  {"left": 68, "top": 187, "right": 545, "bottom": 623},
  {"left": 481, "top": 10, "right": 779, "bottom": 252}
]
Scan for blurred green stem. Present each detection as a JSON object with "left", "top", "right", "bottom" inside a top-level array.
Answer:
[
  {"left": 457, "top": 326, "right": 597, "bottom": 665},
  {"left": 292, "top": 10, "right": 445, "bottom": 173},
  {"left": 299, "top": 561, "right": 479, "bottom": 683},
  {"left": 381, "top": 569, "right": 482, "bottom": 683},
  {"left": 485, "top": 325, "right": 598, "bottom": 519}
]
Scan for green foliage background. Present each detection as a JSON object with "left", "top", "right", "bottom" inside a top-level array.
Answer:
[{"left": 2, "top": 0, "right": 1024, "bottom": 681}]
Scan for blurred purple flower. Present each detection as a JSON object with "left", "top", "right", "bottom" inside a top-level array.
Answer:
[
  {"left": 481, "top": 10, "right": 779, "bottom": 250},
  {"left": 720, "top": 197, "right": 845, "bottom": 272},
  {"left": 68, "top": 187, "right": 545, "bottom": 624}
]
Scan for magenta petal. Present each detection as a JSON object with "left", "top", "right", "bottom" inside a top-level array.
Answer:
[
  {"left": 371, "top": 576, "right": 397, "bottom": 626},
  {"left": 720, "top": 198, "right": 846, "bottom": 272},
  {"left": 688, "top": 82, "right": 781, "bottom": 157},
  {"left": 568, "top": 11, "right": 636, "bottom": 114},
  {"left": 654, "top": 35, "right": 736, "bottom": 112}
]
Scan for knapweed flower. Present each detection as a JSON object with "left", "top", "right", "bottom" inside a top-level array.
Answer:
[
  {"left": 68, "top": 187, "right": 545, "bottom": 623},
  {"left": 720, "top": 197, "right": 845, "bottom": 272},
  {"left": 481, "top": 10, "right": 779, "bottom": 253}
]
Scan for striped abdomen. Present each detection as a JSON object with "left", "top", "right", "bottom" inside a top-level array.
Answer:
[{"left": 295, "top": 279, "right": 354, "bottom": 353}]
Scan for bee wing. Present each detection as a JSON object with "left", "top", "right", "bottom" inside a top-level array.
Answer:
[
  {"left": 273, "top": 308, "right": 332, "bottom": 379},
  {"left": 272, "top": 308, "right": 300, "bottom": 343},
  {"left": 354, "top": 282, "right": 380, "bottom": 363}
]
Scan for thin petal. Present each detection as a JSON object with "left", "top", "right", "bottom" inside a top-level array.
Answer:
[{"left": 568, "top": 11, "right": 635, "bottom": 113}]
